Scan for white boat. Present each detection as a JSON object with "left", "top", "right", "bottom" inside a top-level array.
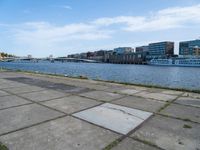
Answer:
[
  {"left": 148, "top": 59, "right": 173, "bottom": 65},
  {"left": 148, "top": 58, "right": 200, "bottom": 67},
  {"left": 174, "top": 58, "right": 200, "bottom": 67}
]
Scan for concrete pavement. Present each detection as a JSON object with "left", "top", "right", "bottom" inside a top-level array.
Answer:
[{"left": 0, "top": 71, "right": 199, "bottom": 150}]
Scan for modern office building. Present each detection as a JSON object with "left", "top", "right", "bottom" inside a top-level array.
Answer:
[
  {"left": 135, "top": 46, "right": 149, "bottom": 53},
  {"left": 148, "top": 41, "right": 174, "bottom": 58},
  {"left": 108, "top": 52, "right": 146, "bottom": 64},
  {"left": 114, "top": 47, "right": 134, "bottom": 54},
  {"left": 179, "top": 39, "right": 200, "bottom": 56}
]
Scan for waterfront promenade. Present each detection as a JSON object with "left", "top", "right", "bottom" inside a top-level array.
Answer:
[{"left": 0, "top": 70, "right": 199, "bottom": 150}]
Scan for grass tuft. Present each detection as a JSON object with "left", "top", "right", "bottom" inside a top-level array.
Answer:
[
  {"left": 0, "top": 142, "right": 8, "bottom": 150},
  {"left": 158, "top": 102, "right": 171, "bottom": 112},
  {"left": 183, "top": 124, "right": 192, "bottom": 129},
  {"left": 182, "top": 118, "right": 192, "bottom": 122},
  {"left": 103, "top": 139, "right": 120, "bottom": 150}
]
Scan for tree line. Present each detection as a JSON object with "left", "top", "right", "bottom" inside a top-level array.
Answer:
[{"left": 0, "top": 52, "right": 15, "bottom": 57}]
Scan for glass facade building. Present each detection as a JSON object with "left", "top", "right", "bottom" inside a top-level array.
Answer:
[
  {"left": 179, "top": 40, "right": 200, "bottom": 56},
  {"left": 148, "top": 42, "right": 174, "bottom": 58},
  {"left": 114, "top": 47, "right": 133, "bottom": 54},
  {"left": 135, "top": 46, "right": 149, "bottom": 53}
]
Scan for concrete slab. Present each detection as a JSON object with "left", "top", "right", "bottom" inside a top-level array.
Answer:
[
  {"left": 161, "top": 90, "right": 183, "bottom": 96},
  {"left": 112, "top": 96, "right": 166, "bottom": 113},
  {"left": 0, "top": 82, "right": 27, "bottom": 89},
  {"left": 41, "top": 96, "right": 101, "bottom": 114},
  {"left": 82, "top": 84, "right": 109, "bottom": 91},
  {"left": 6, "top": 77, "right": 94, "bottom": 94},
  {"left": 125, "top": 85, "right": 148, "bottom": 91},
  {"left": 6, "top": 77, "right": 76, "bottom": 90},
  {"left": 0, "top": 79, "right": 15, "bottom": 84},
  {"left": 20, "top": 90, "right": 67, "bottom": 102},
  {"left": 175, "top": 97, "right": 200, "bottom": 108},
  {"left": 73, "top": 103, "right": 152, "bottom": 134},
  {"left": 118, "top": 89, "right": 140, "bottom": 95},
  {"left": 0, "top": 72, "right": 24, "bottom": 78},
  {"left": 135, "top": 91, "right": 153, "bottom": 98},
  {"left": 104, "top": 87, "right": 140, "bottom": 95},
  {"left": 145, "top": 88, "right": 164, "bottom": 93},
  {"left": 61, "top": 87, "right": 93, "bottom": 94},
  {"left": 160, "top": 103, "right": 200, "bottom": 123},
  {"left": 111, "top": 138, "right": 159, "bottom": 150},
  {"left": 1, "top": 71, "right": 200, "bottom": 149},
  {"left": 0, "top": 90, "right": 10, "bottom": 97},
  {"left": 0, "top": 116, "right": 120, "bottom": 150},
  {"left": 68, "top": 81, "right": 109, "bottom": 91},
  {"left": 131, "top": 115, "right": 200, "bottom": 150},
  {"left": 3, "top": 85, "right": 45, "bottom": 94},
  {"left": 183, "top": 92, "right": 200, "bottom": 99},
  {"left": 0, "top": 95, "right": 31, "bottom": 109},
  {"left": 79, "top": 91, "right": 124, "bottom": 102},
  {"left": 136, "top": 92, "right": 177, "bottom": 102},
  {"left": 103, "top": 87, "right": 127, "bottom": 93},
  {"left": 0, "top": 103, "right": 64, "bottom": 135},
  {"left": 147, "top": 93, "right": 177, "bottom": 102},
  {"left": 102, "top": 82, "right": 125, "bottom": 88}
]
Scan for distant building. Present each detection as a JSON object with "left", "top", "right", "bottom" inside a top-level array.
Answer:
[
  {"left": 135, "top": 46, "right": 149, "bottom": 53},
  {"left": 79, "top": 53, "right": 87, "bottom": 59},
  {"left": 103, "top": 50, "right": 114, "bottom": 63},
  {"left": 67, "top": 53, "right": 80, "bottom": 58},
  {"left": 148, "top": 41, "right": 174, "bottom": 58},
  {"left": 88, "top": 50, "right": 107, "bottom": 62},
  {"left": 27, "top": 55, "right": 32, "bottom": 58},
  {"left": 179, "top": 39, "right": 200, "bottom": 56},
  {"left": 86, "top": 52, "right": 94, "bottom": 58},
  {"left": 114, "top": 47, "right": 134, "bottom": 54},
  {"left": 108, "top": 52, "right": 146, "bottom": 64},
  {"left": 194, "top": 46, "right": 200, "bottom": 56},
  {"left": 49, "top": 55, "right": 53, "bottom": 58}
]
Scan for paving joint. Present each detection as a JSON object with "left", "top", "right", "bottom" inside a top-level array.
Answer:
[
  {"left": 112, "top": 92, "right": 176, "bottom": 103},
  {"left": 0, "top": 95, "right": 11, "bottom": 98},
  {"left": 0, "top": 115, "right": 68, "bottom": 137},
  {"left": 0, "top": 89, "right": 69, "bottom": 115},
  {"left": 70, "top": 102, "right": 104, "bottom": 115},
  {"left": 156, "top": 113, "right": 200, "bottom": 124},
  {"left": 101, "top": 88, "right": 141, "bottom": 97},
  {"left": 173, "top": 101, "right": 200, "bottom": 109},
  {"left": 0, "top": 103, "right": 33, "bottom": 111},
  {"left": 103, "top": 114, "right": 157, "bottom": 150},
  {"left": 0, "top": 72, "right": 199, "bottom": 150},
  {"left": 77, "top": 93, "right": 128, "bottom": 103},
  {"left": 71, "top": 115, "right": 122, "bottom": 136},
  {"left": 130, "top": 136, "right": 165, "bottom": 150},
  {"left": 109, "top": 102, "right": 155, "bottom": 113},
  {"left": 157, "top": 93, "right": 182, "bottom": 112}
]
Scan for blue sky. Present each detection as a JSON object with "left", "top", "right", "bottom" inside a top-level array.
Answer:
[{"left": 0, "top": 0, "right": 200, "bottom": 57}]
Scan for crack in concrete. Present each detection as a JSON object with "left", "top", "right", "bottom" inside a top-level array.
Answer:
[{"left": 100, "top": 105, "right": 149, "bottom": 121}]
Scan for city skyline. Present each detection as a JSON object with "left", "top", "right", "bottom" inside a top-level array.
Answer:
[{"left": 0, "top": 0, "right": 200, "bottom": 57}]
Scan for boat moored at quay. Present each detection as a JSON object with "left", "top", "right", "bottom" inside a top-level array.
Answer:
[{"left": 148, "top": 57, "right": 200, "bottom": 67}]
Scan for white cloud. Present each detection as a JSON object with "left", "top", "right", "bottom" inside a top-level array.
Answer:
[
  {"left": 9, "top": 22, "right": 112, "bottom": 55},
  {"left": 93, "top": 4, "right": 200, "bottom": 31},
  {"left": 13, "top": 22, "right": 111, "bottom": 43},
  {"left": 2, "top": 4, "right": 200, "bottom": 56},
  {"left": 11, "top": 4, "right": 200, "bottom": 45},
  {"left": 61, "top": 5, "right": 72, "bottom": 10},
  {"left": 53, "top": 5, "right": 72, "bottom": 10}
]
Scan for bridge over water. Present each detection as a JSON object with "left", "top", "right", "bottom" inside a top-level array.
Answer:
[{"left": 1, "top": 57, "right": 100, "bottom": 63}]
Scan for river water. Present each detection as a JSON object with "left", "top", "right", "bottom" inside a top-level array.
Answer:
[{"left": 0, "top": 61, "right": 200, "bottom": 91}]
